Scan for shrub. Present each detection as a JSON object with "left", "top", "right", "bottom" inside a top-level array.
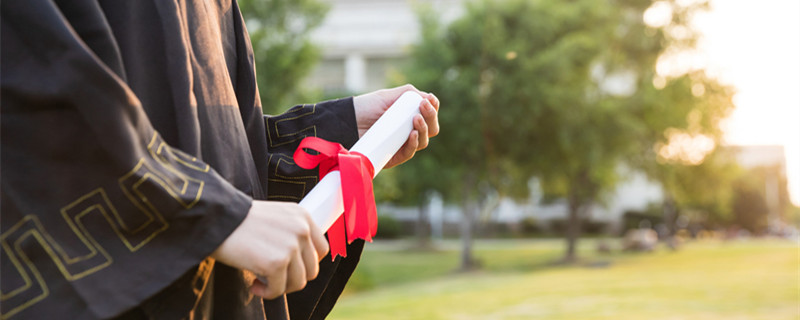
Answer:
[{"left": 375, "top": 214, "right": 403, "bottom": 239}]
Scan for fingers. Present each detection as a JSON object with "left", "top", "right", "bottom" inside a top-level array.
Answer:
[
  {"left": 250, "top": 277, "right": 269, "bottom": 297},
  {"left": 299, "top": 242, "right": 320, "bottom": 281},
  {"left": 251, "top": 250, "right": 307, "bottom": 299},
  {"left": 413, "top": 115, "right": 429, "bottom": 150},
  {"left": 227, "top": 202, "right": 329, "bottom": 300},
  {"left": 402, "top": 130, "right": 420, "bottom": 161},
  {"left": 384, "top": 84, "right": 435, "bottom": 104},
  {"left": 378, "top": 88, "right": 439, "bottom": 169},
  {"left": 426, "top": 93, "right": 440, "bottom": 112},
  {"left": 254, "top": 258, "right": 288, "bottom": 299},
  {"left": 390, "top": 83, "right": 423, "bottom": 97},
  {"left": 385, "top": 130, "right": 419, "bottom": 169},
  {"left": 307, "top": 215, "right": 329, "bottom": 262},
  {"left": 299, "top": 220, "right": 323, "bottom": 280},
  {"left": 285, "top": 250, "right": 307, "bottom": 294},
  {"left": 412, "top": 96, "right": 439, "bottom": 151},
  {"left": 397, "top": 85, "right": 440, "bottom": 115},
  {"left": 419, "top": 98, "right": 440, "bottom": 139}
]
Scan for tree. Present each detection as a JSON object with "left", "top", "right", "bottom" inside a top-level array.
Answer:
[
  {"left": 399, "top": 0, "right": 734, "bottom": 264},
  {"left": 646, "top": 147, "right": 740, "bottom": 240},
  {"left": 625, "top": 1, "right": 737, "bottom": 237},
  {"left": 237, "top": 0, "right": 328, "bottom": 114},
  {"left": 377, "top": 155, "right": 445, "bottom": 249},
  {"left": 395, "top": 2, "right": 538, "bottom": 269}
]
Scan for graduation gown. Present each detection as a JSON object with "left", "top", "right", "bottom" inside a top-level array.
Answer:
[{"left": 0, "top": 0, "right": 363, "bottom": 319}]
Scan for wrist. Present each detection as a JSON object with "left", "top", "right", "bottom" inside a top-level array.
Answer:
[{"left": 352, "top": 94, "right": 370, "bottom": 138}]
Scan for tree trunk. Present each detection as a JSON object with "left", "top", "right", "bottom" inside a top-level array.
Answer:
[
  {"left": 460, "top": 174, "right": 478, "bottom": 270},
  {"left": 563, "top": 169, "right": 597, "bottom": 263},
  {"left": 564, "top": 190, "right": 583, "bottom": 263},
  {"left": 416, "top": 194, "right": 431, "bottom": 249},
  {"left": 663, "top": 194, "right": 678, "bottom": 250},
  {"left": 460, "top": 198, "right": 477, "bottom": 270}
]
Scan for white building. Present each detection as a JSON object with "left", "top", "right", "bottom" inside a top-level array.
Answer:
[
  {"left": 731, "top": 145, "right": 786, "bottom": 174},
  {"left": 307, "top": 0, "right": 464, "bottom": 93},
  {"left": 730, "top": 145, "right": 788, "bottom": 232}
]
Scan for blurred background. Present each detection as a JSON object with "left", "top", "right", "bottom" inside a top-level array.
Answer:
[{"left": 238, "top": 0, "right": 799, "bottom": 318}]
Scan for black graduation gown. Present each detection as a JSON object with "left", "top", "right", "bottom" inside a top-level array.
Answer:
[{"left": 0, "top": 0, "right": 364, "bottom": 319}]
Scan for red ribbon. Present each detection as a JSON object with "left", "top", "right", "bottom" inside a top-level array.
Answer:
[{"left": 293, "top": 137, "right": 377, "bottom": 260}]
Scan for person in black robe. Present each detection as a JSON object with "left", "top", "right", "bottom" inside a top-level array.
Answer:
[{"left": 0, "top": 0, "right": 440, "bottom": 319}]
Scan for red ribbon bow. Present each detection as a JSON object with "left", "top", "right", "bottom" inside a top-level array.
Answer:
[{"left": 293, "top": 137, "right": 377, "bottom": 260}]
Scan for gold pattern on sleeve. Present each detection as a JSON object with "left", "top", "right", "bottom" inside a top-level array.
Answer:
[
  {"left": 146, "top": 134, "right": 207, "bottom": 207},
  {"left": 266, "top": 104, "right": 318, "bottom": 148},
  {"left": 49, "top": 190, "right": 116, "bottom": 280},
  {"left": 265, "top": 154, "right": 318, "bottom": 201},
  {"left": 116, "top": 134, "right": 206, "bottom": 251},
  {"left": 1, "top": 193, "right": 127, "bottom": 318},
  {"left": 1, "top": 217, "right": 52, "bottom": 320},
  {"left": 0, "top": 133, "right": 214, "bottom": 318},
  {"left": 265, "top": 105, "right": 322, "bottom": 201}
]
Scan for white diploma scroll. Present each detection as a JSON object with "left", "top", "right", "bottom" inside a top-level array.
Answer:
[{"left": 299, "top": 91, "right": 424, "bottom": 230}]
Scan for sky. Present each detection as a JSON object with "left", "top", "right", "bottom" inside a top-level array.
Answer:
[{"left": 690, "top": 0, "right": 800, "bottom": 205}]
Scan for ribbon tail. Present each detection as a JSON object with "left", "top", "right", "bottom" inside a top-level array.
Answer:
[
  {"left": 339, "top": 153, "right": 378, "bottom": 243},
  {"left": 327, "top": 215, "right": 347, "bottom": 261},
  {"left": 362, "top": 162, "right": 377, "bottom": 242},
  {"left": 340, "top": 155, "right": 361, "bottom": 243}
]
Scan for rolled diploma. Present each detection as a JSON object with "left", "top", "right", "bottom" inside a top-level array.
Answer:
[{"left": 299, "top": 91, "right": 424, "bottom": 230}]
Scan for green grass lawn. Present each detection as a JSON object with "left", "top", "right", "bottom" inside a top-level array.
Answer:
[{"left": 329, "top": 238, "right": 799, "bottom": 320}]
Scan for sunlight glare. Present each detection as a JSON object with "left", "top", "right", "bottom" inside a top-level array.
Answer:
[
  {"left": 692, "top": 0, "right": 800, "bottom": 205},
  {"left": 656, "top": 129, "right": 716, "bottom": 166},
  {"left": 643, "top": 1, "right": 673, "bottom": 28}
]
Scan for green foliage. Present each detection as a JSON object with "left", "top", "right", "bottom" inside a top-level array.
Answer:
[
  {"left": 237, "top": 0, "right": 328, "bottom": 114},
  {"left": 400, "top": 0, "right": 733, "bottom": 205},
  {"left": 655, "top": 148, "right": 741, "bottom": 224},
  {"left": 519, "top": 217, "right": 542, "bottom": 234},
  {"left": 397, "top": 0, "right": 735, "bottom": 259},
  {"left": 372, "top": 169, "right": 402, "bottom": 203},
  {"left": 375, "top": 214, "right": 405, "bottom": 239}
]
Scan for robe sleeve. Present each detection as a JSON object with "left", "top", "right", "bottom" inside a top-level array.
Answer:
[
  {"left": 0, "top": 1, "right": 252, "bottom": 319},
  {"left": 262, "top": 98, "right": 360, "bottom": 202},
  {"left": 259, "top": 99, "right": 368, "bottom": 320}
]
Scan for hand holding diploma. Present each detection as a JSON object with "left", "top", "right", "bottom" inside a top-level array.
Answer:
[
  {"left": 211, "top": 84, "right": 439, "bottom": 299},
  {"left": 297, "top": 86, "right": 440, "bottom": 259},
  {"left": 353, "top": 84, "right": 441, "bottom": 169},
  {"left": 211, "top": 201, "right": 329, "bottom": 299}
]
